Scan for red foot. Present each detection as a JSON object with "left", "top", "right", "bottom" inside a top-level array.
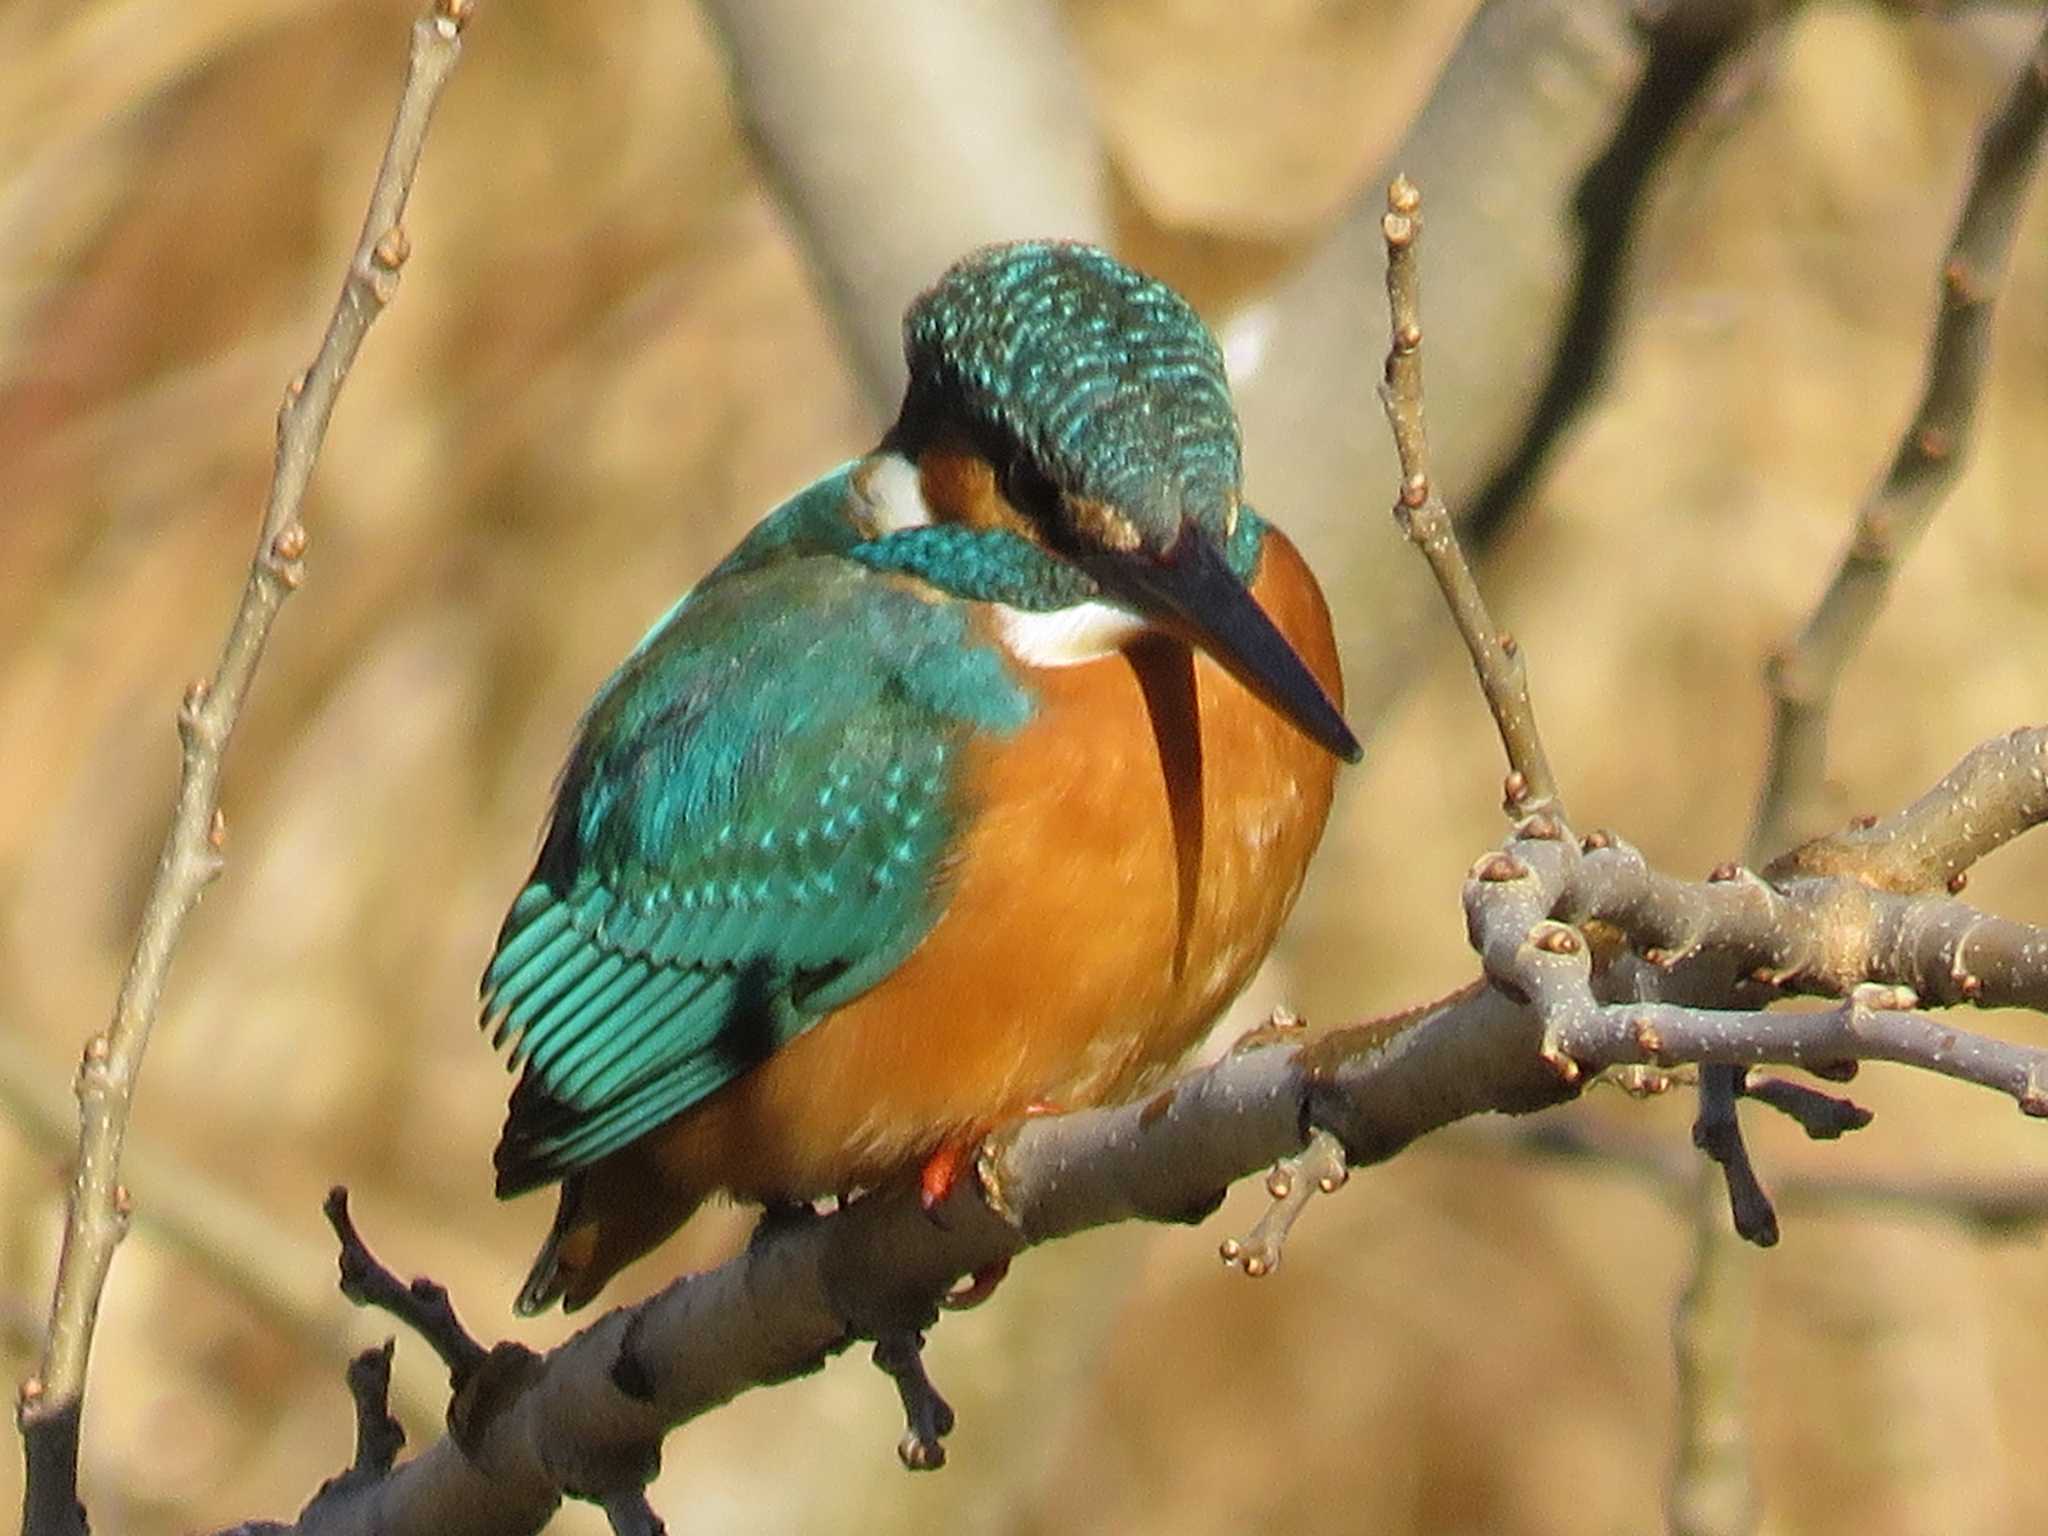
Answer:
[
  {"left": 940, "top": 1256, "right": 1012, "bottom": 1311},
  {"left": 919, "top": 1135, "right": 975, "bottom": 1214},
  {"left": 917, "top": 1105, "right": 1062, "bottom": 1217}
]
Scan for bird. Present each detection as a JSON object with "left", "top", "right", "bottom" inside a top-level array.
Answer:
[{"left": 481, "top": 240, "right": 1360, "bottom": 1315}]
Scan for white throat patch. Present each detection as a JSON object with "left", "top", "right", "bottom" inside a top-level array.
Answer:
[
  {"left": 996, "top": 601, "right": 1149, "bottom": 667},
  {"left": 854, "top": 452, "right": 1151, "bottom": 667}
]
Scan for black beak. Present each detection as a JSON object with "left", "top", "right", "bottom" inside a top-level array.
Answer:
[{"left": 1086, "top": 525, "right": 1362, "bottom": 764}]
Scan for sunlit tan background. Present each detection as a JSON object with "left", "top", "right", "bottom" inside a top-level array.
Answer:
[{"left": 6, "top": 2, "right": 2048, "bottom": 1532}]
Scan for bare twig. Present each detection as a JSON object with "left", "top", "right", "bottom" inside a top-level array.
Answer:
[
  {"left": 1378, "top": 174, "right": 1563, "bottom": 820},
  {"left": 1692, "top": 1067, "right": 1779, "bottom": 1246},
  {"left": 1220, "top": 1122, "right": 1351, "bottom": 1277},
  {"left": 1751, "top": 16, "right": 2048, "bottom": 863},
  {"left": 323, "top": 1189, "right": 486, "bottom": 1388},
  {"left": 1739, "top": 1071, "right": 1871, "bottom": 1140},
  {"left": 871, "top": 1330, "right": 956, "bottom": 1472},
  {"left": 600, "top": 1491, "right": 668, "bottom": 1536},
  {"left": 1219, "top": 1127, "right": 1350, "bottom": 1278},
  {"left": 1766, "top": 723, "right": 2048, "bottom": 892},
  {"left": 344, "top": 1342, "right": 407, "bottom": 1479},
  {"left": 16, "top": 5, "right": 473, "bottom": 1528}
]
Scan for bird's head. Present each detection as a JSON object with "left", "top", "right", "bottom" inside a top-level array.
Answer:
[{"left": 856, "top": 241, "right": 1360, "bottom": 764}]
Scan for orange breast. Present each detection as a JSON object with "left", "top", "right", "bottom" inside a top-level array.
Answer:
[{"left": 645, "top": 525, "right": 1344, "bottom": 1202}]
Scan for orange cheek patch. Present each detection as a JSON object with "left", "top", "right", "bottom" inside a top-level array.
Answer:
[{"left": 917, "top": 444, "right": 1041, "bottom": 542}]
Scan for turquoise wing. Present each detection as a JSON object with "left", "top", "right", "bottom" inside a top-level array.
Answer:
[{"left": 483, "top": 549, "right": 1031, "bottom": 1197}]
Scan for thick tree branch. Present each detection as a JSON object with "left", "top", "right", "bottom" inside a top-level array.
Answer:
[
  {"left": 14, "top": 5, "right": 473, "bottom": 1532},
  {"left": 694, "top": 0, "right": 1109, "bottom": 412},
  {"left": 206, "top": 721, "right": 2048, "bottom": 1532},
  {"left": 1750, "top": 14, "right": 2048, "bottom": 863},
  {"left": 1465, "top": 0, "right": 1775, "bottom": 538}
]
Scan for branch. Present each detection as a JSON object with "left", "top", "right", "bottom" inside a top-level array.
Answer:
[
  {"left": 16, "top": 4, "right": 473, "bottom": 1531},
  {"left": 1766, "top": 723, "right": 2048, "bottom": 892},
  {"left": 0, "top": 1033, "right": 447, "bottom": 1418},
  {"left": 1466, "top": 0, "right": 1774, "bottom": 536},
  {"left": 204, "top": 724, "right": 2048, "bottom": 1533},
  {"left": 1750, "top": 15, "right": 2048, "bottom": 863},
  {"left": 693, "top": 0, "right": 1109, "bottom": 413},
  {"left": 1218, "top": 1127, "right": 1350, "bottom": 1278},
  {"left": 1672, "top": 29, "right": 2048, "bottom": 1521},
  {"left": 1562, "top": 787, "right": 2048, "bottom": 1011},
  {"left": 1377, "top": 174, "right": 1564, "bottom": 820},
  {"left": 1669, "top": 1168, "right": 1758, "bottom": 1536},
  {"left": 324, "top": 1189, "right": 487, "bottom": 1388}
]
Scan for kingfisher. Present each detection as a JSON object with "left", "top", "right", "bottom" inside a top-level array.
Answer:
[{"left": 482, "top": 241, "right": 1359, "bottom": 1314}]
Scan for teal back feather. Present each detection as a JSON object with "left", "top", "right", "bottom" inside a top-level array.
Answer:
[{"left": 484, "top": 471, "right": 1033, "bottom": 1195}]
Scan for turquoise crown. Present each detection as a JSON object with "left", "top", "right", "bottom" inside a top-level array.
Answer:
[{"left": 899, "top": 241, "right": 1242, "bottom": 546}]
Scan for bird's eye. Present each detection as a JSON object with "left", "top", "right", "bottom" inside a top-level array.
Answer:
[{"left": 1000, "top": 450, "right": 1057, "bottom": 519}]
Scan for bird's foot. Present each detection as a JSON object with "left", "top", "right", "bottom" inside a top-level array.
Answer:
[
  {"left": 919, "top": 1103, "right": 1062, "bottom": 1217},
  {"left": 939, "top": 1255, "right": 1012, "bottom": 1311},
  {"left": 917, "top": 1135, "right": 976, "bottom": 1216}
]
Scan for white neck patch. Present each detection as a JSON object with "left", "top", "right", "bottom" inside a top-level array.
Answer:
[
  {"left": 854, "top": 452, "right": 934, "bottom": 533},
  {"left": 996, "top": 600, "right": 1149, "bottom": 667},
  {"left": 854, "top": 452, "right": 1152, "bottom": 667}
]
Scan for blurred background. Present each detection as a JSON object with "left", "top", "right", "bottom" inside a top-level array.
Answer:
[{"left": 5, "top": 1, "right": 2048, "bottom": 1531}]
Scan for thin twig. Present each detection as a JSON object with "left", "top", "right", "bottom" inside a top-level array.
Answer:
[
  {"left": 1378, "top": 173, "right": 1563, "bottom": 820},
  {"left": 323, "top": 1189, "right": 487, "bottom": 1388},
  {"left": 345, "top": 1343, "right": 406, "bottom": 1477},
  {"left": 599, "top": 1492, "right": 668, "bottom": 1536},
  {"left": 871, "top": 1330, "right": 956, "bottom": 1472},
  {"left": 1739, "top": 1071, "right": 1871, "bottom": 1140},
  {"left": 1693, "top": 1067, "right": 1778, "bottom": 1246},
  {"left": 16, "top": 6, "right": 473, "bottom": 1528},
  {"left": 1750, "top": 16, "right": 2048, "bottom": 863},
  {"left": 1765, "top": 723, "right": 2048, "bottom": 892},
  {"left": 1218, "top": 1127, "right": 1350, "bottom": 1278}
]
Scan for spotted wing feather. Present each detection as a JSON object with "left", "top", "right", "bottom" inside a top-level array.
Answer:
[{"left": 484, "top": 552, "right": 1030, "bottom": 1197}]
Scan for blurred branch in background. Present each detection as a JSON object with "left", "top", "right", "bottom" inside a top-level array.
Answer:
[
  {"left": 1464, "top": 0, "right": 1779, "bottom": 539},
  {"left": 14, "top": 4, "right": 475, "bottom": 1533},
  {"left": 697, "top": 0, "right": 1778, "bottom": 738},
  {"left": 1752, "top": 15, "right": 2048, "bottom": 865},
  {"left": 1672, "top": 20, "right": 2048, "bottom": 1535},
  {"left": 0, "top": 1040, "right": 444, "bottom": 1427},
  {"left": 1468, "top": 1112, "right": 2048, "bottom": 1235},
  {"left": 694, "top": 0, "right": 1110, "bottom": 411}
]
